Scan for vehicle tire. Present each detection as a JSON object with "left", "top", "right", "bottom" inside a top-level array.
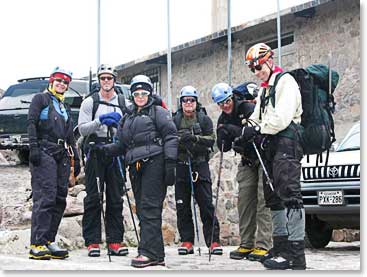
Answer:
[
  {"left": 305, "top": 215, "right": 333, "bottom": 249},
  {"left": 17, "top": 149, "right": 29, "bottom": 164}
]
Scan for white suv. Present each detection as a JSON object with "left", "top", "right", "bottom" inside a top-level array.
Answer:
[{"left": 301, "top": 121, "right": 360, "bottom": 248}]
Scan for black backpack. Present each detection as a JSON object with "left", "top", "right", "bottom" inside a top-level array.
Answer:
[
  {"left": 268, "top": 64, "right": 339, "bottom": 162},
  {"left": 233, "top": 81, "right": 259, "bottom": 101}
]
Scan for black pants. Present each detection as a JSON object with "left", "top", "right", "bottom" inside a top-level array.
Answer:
[
  {"left": 30, "top": 149, "right": 70, "bottom": 245},
  {"left": 82, "top": 152, "right": 124, "bottom": 245},
  {"left": 263, "top": 136, "right": 304, "bottom": 210},
  {"left": 129, "top": 154, "right": 167, "bottom": 261},
  {"left": 175, "top": 161, "right": 220, "bottom": 247}
]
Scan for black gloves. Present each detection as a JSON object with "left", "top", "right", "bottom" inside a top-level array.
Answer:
[
  {"left": 29, "top": 146, "right": 41, "bottom": 166},
  {"left": 180, "top": 132, "right": 198, "bottom": 144},
  {"left": 164, "top": 159, "right": 176, "bottom": 186},
  {"left": 216, "top": 126, "right": 232, "bottom": 152},
  {"left": 224, "top": 124, "right": 242, "bottom": 138},
  {"left": 74, "top": 159, "right": 81, "bottom": 177},
  {"left": 240, "top": 125, "right": 261, "bottom": 143}
]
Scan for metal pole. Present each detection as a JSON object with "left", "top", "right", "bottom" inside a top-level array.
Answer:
[
  {"left": 276, "top": 0, "right": 282, "bottom": 67},
  {"left": 227, "top": 0, "right": 232, "bottom": 86},
  {"left": 167, "top": 0, "right": 172, "bottom": 113},
  {"left": 97, "top": 0, "right": 101, "bottom": 69}
]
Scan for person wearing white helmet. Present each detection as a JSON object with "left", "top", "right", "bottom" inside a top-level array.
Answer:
[
  {"left": 211, "top": 82, "right": 272, "bottom": 262},
  {"left": 27, "top": 67, "right": 80, "bottom": 260},
  {"left": 101, "top": 74, "right": 178, "bottom": 268},
  {"left": 244, "top": 43, "right": 305, "bottom": 270},
  {"left": 173, "top": 85, "right": 223, "bottom": 256},
  {"left": 78, "top": 64, "right": 130, "bottom": 258}
]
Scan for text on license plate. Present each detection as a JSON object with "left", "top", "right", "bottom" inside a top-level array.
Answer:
[{"left": 318, "top": 190, "right": 344, "bottom": 205}]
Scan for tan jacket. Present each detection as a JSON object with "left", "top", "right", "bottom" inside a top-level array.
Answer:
[{"left": 250, "top": 72, "right": 302, "bottom": 135}]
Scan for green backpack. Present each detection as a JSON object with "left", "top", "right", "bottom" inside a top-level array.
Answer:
[{"left": 267, "top": 64, "right": 339, "bottom": 161}]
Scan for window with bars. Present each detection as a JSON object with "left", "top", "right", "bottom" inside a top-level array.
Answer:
[{"left": 121, "top": 67, "right": 161, "bottom": 95}]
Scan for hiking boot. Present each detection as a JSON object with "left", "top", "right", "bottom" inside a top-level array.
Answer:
[
  {"left": 248, "top": 247, "right": 268, "bottom": 262},
  {"left": 131, "top": 255, "right": 165, "bottom": 268},
  {"left": 229, "top": 246, "right": 254, "bottom": 260},
  {"left": 29, "top": 244, "right": 51, "bottom": 260},
  {"left": 209, "top": 242, "right": 223, "bottom": 255},
  {"left": 178, "top": 242, "right": 194, "bottom": 255},
  {"left": 108, "top": 242, "right": 129, "bottom": 256},
  {"left": 87, "top": 244, "right": 100, "bottom": 257},
  {"left": 46, "top": 241, "right": 69, "bottom": 259}
]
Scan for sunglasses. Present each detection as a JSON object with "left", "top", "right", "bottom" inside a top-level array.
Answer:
[
  {"left": 132, "top": 91, "right": 150, "bottom": 97},
  {"left": 250, "top": 64, "right": 263, "bottom": 73},
  {"left": 181, "top": 97, "right": 196, "bottom": 104},
  {"left": 54, "top": 78, "right": 69, "bottom": 85},
  {"left": 99, "top": 76, "right": 114, "bottom": 81},
  {"left": 217, "top": 97, "right": 232, "bottom": 107}
]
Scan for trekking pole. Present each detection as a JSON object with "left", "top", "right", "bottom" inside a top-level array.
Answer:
[
  {"left": 111, "top": 135, "right": 140, "bottom": 244},
  {"left": 89, "top": 142, "right": 111, "bottom": 262},
  {"left": 209, "top": 142, "right": 224, "bottom": 262},
  {"left": 252, "top": 141, "right": 274, "bottom": 191},
  {"left": 187, "top": 157, "right": 201, "bottom": 256}
]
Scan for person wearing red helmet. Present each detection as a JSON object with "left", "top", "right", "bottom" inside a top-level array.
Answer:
[
  {"left": 243, "top": 43, "right": 306, "bottom": 270},
  {"left": 27, "top": 67, "right": 80, "bottom": 260}
]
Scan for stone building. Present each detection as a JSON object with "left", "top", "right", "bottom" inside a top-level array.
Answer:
[{"left": 115, "top": 0, "right": 360, "bottom": 140}]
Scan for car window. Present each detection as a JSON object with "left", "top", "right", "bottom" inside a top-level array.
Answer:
[
  {"left": 67, "top": 81, "right": 89, "bottom": 97},
  {"left": 337, "top": 125, "right": 360, "bottom": 152},
  {"left": 3, "top": 80, "right": 47, "bottom": 97}
]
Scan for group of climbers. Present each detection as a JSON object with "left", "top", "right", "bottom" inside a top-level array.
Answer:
[{"left": 27, "top": 41, "right": 306, "bottom": 270}]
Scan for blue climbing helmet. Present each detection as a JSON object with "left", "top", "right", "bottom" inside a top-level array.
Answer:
[
  {"left": 211, "top": 83, "right": 233, "bottom": 103},
  {"left": 180, "top": 85, "right": 199, "bottom": 101},
  {"left": 130, "top": 75, "right": 153, "bottom": 94}
]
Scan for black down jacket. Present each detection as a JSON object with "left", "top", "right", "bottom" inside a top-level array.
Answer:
[{"left": 110, "top": 97, "right": 178, "bottom": 164}]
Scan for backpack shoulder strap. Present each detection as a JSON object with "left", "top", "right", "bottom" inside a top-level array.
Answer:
[
  {"left": 173, "top": 109, "right": 183, "bottom": 129},
  {"left": 91, "top": 92, "right": 100, "bottom": 120},
  {"left": 267, "top": 72, "right": 289, "bottom": 108},
  {"left": 117, "top": 93, "right": 128, "bottom": 114}
]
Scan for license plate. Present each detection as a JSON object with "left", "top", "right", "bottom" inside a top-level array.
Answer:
[{"left": 318, "top": 190, "right": 344, "bottom": 205}]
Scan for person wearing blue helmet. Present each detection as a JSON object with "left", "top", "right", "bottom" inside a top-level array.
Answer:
[
  {"left": 211, "top": 82, "right": 272, "bottom": 262},
  {"left": 173, "top": 85, "right": 223, "bottom": 256},
  {"left": 27, "top": 67, "right": 80, "bottom": 260}
]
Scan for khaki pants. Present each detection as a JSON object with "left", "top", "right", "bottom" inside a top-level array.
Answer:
[{"left": 236, "top": 161, "right": 272, "bottom": 250}]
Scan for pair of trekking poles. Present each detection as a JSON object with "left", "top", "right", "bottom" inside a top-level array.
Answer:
[{"left": 89, "top": 129, "right": 139, "bottom": 262}]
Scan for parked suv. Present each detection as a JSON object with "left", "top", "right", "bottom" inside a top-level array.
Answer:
[
  {"left": 301, "top": 121, "right": 360, "bottom": 248},
  {"left": 0, "top": 77, "right": 130, "bottom": 163}
]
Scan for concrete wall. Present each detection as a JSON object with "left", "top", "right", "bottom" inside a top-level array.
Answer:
[{"left": 117, "top": 0, "right": 360, "bottom": 141}]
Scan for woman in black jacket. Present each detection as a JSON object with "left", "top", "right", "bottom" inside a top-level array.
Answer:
[
  {"left": 104, "top": 75, "right": 178, "bottom": 268},
  {"left": 27, "top": 67, "right": 80, "bottom": 260}
]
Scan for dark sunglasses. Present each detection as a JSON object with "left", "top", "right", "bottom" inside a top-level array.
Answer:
[
  {"left": 132, "top": 91, "right": 150, "bottom": 97},
  {"left": 181, "top": 97, "right": 196, "bottom": 104},
  {"left": 217, "top": 97, "right": 232, "bottom": 107},
  {"left": 250, "top": 64, "right": 263, "bottom": 73},
  {"left": 54, "top": 78, "right": 69, "bottom": 85},
  {"left": 99, "top": 76, "right": 114, "bottom": 81}
]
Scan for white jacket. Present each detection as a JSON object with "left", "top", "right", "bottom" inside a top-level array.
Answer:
[{"left": 250, "top": 72, "right": 303, "bottom": 135}]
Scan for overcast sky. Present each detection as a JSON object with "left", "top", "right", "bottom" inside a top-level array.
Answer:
[{"left": 0, "top": 0, "right": 315, "bottom": 90}]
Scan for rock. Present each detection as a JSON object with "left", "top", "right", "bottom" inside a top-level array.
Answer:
[
  {"left": 64, "top": 196, "right": 84, "bottom": 216},
  {"left": 0, "top": 229, "right": 30, "bottom": 254},
  {"left": 68, "top": 184, "right": 85, "bottom": 197},
  {"left": 162, "top": 223, "right": 176, "bottom": 245}
]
